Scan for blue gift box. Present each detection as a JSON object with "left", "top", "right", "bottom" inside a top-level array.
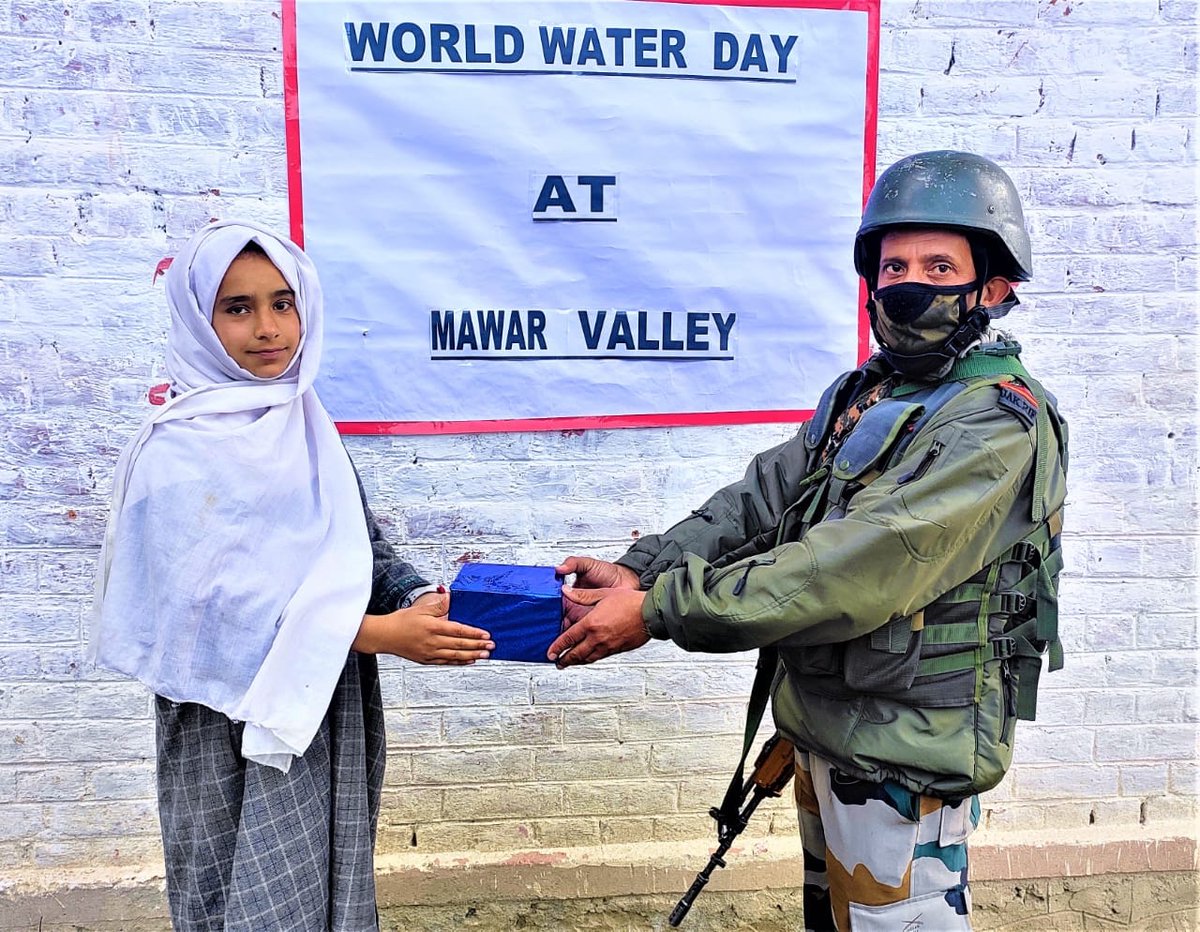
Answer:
[{"left": 449, "top": 563, "right": 563, "bottom": 663}]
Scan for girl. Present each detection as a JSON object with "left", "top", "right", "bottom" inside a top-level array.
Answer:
[{"left": 91, "top": 220, "right": 493, "bottom": 931}]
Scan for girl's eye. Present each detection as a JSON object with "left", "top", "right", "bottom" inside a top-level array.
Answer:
[
  {"left": 274, "top": 299, "right": 295, "bottom": 312},
  {"left": 226, "top": 305, "right": 250, "bottom": 316}
]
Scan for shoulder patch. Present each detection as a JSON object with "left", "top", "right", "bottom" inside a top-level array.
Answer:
[{"left": 998, "top": 381, "right": 1038, "bottom": 428}]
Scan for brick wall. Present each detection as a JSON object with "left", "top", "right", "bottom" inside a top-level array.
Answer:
[{"left": 0, "top": 0, "right": 1195, "bottom": 878}]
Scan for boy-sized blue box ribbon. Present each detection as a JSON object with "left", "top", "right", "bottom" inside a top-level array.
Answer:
[{"left": 450, "top": 563, "right": 563, "bottom": 663}]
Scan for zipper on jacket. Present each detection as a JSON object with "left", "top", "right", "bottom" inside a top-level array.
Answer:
[
  {"left": 897, "top": 440, "right": 944, "bottom": 485},
  {"left": 1000, "top": 660, "right": 1017, "bottom": 744},
  {"left": 732, "top": 558, "right": 775, "bottom": 597}
]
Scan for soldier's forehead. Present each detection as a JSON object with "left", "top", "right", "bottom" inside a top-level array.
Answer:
[{"left": 879, "top": 228, "right": 971, "bottom": 254}]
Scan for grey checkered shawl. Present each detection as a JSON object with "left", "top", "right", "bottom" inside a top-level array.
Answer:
[{"left": 155, "top": 495, "right": 426, "bottom": 931}]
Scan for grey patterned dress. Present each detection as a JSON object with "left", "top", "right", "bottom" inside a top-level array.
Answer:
[{"left": 155, "top": 495, "right": 427, "bottom": 932}]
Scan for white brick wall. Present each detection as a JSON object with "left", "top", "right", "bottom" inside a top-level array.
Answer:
[{"left": 0, "top": 0, "right": 1195, "bottom": 878}]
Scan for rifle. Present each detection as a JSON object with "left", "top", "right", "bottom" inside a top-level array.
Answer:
[{"left": 668, "top": 733, "right": 796, "bottom": 926}]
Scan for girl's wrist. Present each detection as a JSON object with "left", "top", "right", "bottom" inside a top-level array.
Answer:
[
  {"left": 352, "top": 614, "right": 381, "bottom": 654},
  {"left": 400, "top": 584, "right": 440, "bottom": 609}
]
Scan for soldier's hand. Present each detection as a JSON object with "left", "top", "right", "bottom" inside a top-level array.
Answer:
[
  {"left": 556, "top": 556, "right": 640, "bottom": 590},
  {"left": 548, "top": 587, "right": 649, "bottom": 668}
]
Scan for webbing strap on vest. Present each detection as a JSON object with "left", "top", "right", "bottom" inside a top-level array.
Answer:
[
  {"left": 913, "top": 515, "right": 1064, "bottom": 719},
  {"left": 1025, "top": 379, "right": 1054, "bottom": 523}
]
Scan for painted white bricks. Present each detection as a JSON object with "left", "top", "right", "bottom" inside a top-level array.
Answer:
[{"left": 0, "top": 0, "right": 1195, "bottom": 885}]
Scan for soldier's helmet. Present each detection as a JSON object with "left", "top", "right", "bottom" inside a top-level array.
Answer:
[{"left": 853, "top": 150, "right": 1032, "bottom": 286}]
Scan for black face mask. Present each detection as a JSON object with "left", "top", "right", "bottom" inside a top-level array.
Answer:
[
  {"left": 866, "top": 281, "right": 990, "bottom": 379},
  {"left": 870, "top": 281, "right": 976, "bottom": 325}
]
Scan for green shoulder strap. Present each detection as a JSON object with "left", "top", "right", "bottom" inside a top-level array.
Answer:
[
  {"left": 894, "top": 345, "right": 1061, "bottom": 523},
  {"left": 715, "top": 648, "right": 780, "bottom": 829},
  {"left": 891, "top": 344, "right": 1030, "bottom": 399}
]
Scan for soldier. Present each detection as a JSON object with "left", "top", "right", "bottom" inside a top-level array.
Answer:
[{"left": 548, "top": 150, "right": 1068, "bottom": 931}]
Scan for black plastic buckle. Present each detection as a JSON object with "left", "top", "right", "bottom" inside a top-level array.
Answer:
[
  {"left": 998, "top": 591, "right": 1029, "bottom": 615},
  {"left": 1009, "top": 541, "right": 1039, "bottom": 566},
  {"left": 992, "top": 637, "right": 1017, "bottom": 661}
]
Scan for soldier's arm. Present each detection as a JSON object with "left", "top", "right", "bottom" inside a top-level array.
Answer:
[
  {"left": 615, "top": 431, "right": 816, "bottom": 585},
  {"left": 643, "top": 404, "right": 1038, "bottom": 652}
]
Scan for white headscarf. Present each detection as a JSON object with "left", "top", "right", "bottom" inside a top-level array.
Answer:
[{"left": 92, "top": 220, "right": 372, "bottom": 772}]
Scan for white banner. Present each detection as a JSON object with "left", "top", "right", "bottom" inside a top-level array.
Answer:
[{"left": 286, "top": 0, "right": 878, "bottom": 431}]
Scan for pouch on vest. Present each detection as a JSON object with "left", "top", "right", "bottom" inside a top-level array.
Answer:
[
  {"left": 825, "top": 400, "right": 925, "bottom": 516},
  {"left": 843, "top": 612, "right": 924, "bottom": 694},
  {"left": 831, "top": 400, "right": 925, "bottom": 482}
]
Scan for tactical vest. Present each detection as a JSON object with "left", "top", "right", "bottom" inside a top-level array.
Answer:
[{"left": 772, "top": 343, "right": 1068, "bottom": 798}]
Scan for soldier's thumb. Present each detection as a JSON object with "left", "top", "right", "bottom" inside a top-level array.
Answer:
[{"left": 562, "top": 586, "right": 605, "bottom": 606}]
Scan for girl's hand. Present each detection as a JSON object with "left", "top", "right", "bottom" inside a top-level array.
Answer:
[{"left": 354, "top": 592, "right": 494, "bottom": 665}]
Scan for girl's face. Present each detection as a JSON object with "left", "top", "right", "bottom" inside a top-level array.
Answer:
[{"left": 211, "top": 253, "right": 301, "bottom": 378}]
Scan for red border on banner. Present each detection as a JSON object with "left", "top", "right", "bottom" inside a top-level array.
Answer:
[
  {"left": 281, "top": 0, "right": 880, "bottom": 434},
  {"left": 338, "top": 407, "right": 815, "bottom": 435},
  {"left": 282, "top": 0, "right": 305, "bottom": 249}
]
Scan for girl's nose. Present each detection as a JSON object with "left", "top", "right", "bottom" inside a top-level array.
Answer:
[{"left": 254, "top": 311, "right": 279, "bottom": 338}]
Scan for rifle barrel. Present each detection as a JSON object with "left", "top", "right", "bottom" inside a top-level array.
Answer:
[{"left": 669, "top": 846, "right": 726, "bottom": 927}]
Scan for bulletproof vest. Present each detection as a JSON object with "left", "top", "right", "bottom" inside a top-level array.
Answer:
[{"left": 777, "top": 344, "right": 1067, "bottom": 796}]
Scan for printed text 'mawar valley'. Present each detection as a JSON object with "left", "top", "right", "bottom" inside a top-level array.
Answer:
[{"left": 430, "top": 310, "right": 737, "bottom": 354}]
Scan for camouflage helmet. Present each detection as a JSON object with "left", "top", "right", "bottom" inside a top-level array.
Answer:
[{"left": 854, "top": 151, "right": 1033, "bottom": 285}]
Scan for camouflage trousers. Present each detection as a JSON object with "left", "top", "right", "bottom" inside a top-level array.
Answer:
[{"left": 794, "top": 749, "right": 979, "bottom": 931}]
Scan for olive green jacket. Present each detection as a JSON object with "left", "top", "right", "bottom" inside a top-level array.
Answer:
[{"left": 617, "top": 344, "right": 1068, "bottom": 797}]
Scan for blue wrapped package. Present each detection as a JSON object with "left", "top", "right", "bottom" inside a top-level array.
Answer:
[{"left": 449, "top": 563, "right": 563, "bottom": 663}]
